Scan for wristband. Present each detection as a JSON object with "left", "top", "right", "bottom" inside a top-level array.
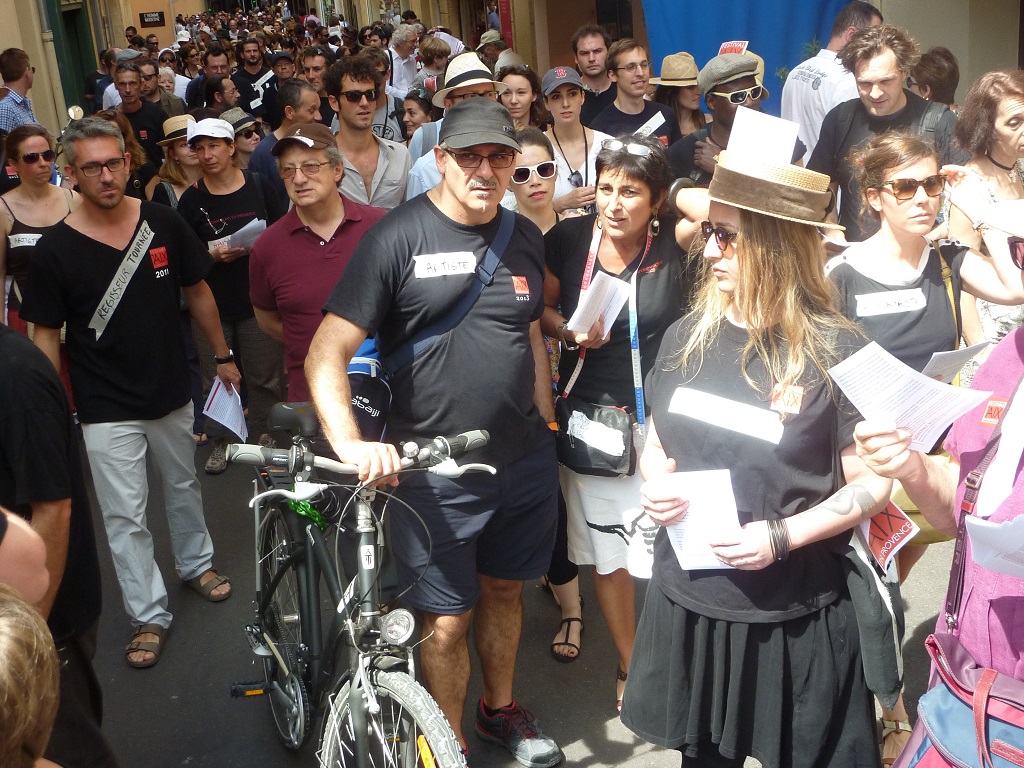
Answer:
[{"left": 214, "top": 349, "right": 235, "bottom": 365}]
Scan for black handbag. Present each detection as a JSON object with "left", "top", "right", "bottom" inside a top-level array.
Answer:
[{"left": 555, "top": 395, "right": 635, "bottom": 477}]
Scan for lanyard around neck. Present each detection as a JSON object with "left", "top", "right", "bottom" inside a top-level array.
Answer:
[{"left": 561, "top": 221, "right": 652, "bottom": 430}]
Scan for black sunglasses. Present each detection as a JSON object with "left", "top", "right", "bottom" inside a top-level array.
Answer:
[
  {"left": 18, "top": 149, "right": 55, "bottom": 164},
  {"left": 1008, "top": 236, "right": 1024, "bottom": 270},
  {"left": 339, "top": 88, "right": 377, "bottom": 103},
  {"left": 880, "top": 173, "right": 945, "bottom": 201},
  {"left": 236, "top": 127, "right": 258, "bottom": 139},
  {"left": 701, "top": 220, "right": 739, "bottom": 250},
  {"left": 159, "top": 57, "right": 176, "bottom": 64}
]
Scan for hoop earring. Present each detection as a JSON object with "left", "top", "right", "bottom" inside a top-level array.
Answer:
[{"left": 649, "top": 216, "right": 660, "bottom": 237}]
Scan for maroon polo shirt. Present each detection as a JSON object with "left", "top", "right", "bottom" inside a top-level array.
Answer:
[{"left": 249, "top": 194, "right": 386, "bottom": 402}]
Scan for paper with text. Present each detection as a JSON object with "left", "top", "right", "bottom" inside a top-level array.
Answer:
[
  {"left": 920, "top": 342, "right": 990, "bottom": 383},
  {"left": 964, "top": 515, "right": 1024, "bottom": 578},
  {"left": 859, "top": 501, "right": 920, "bottom": 571},
  {"left": 229, "top": 218, "right": 267, "bottom": 251},
  {"left": 828, "top": 342, "right": 991, "bottom": 451},
  {"left": 202, "top": 379, "right": 248, "bottom": 441},
  {"left": 566, "top": 271, "right": 630, "bottom": 337},
  {"left": 660, "top": 470, "right": 742, "bottom": 570}
]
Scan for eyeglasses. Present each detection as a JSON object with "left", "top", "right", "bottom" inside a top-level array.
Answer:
[
  {"left": 512, "top": 161, "right": 556, "bottom": 184},
  {"left": 701, "top": 221, "right": 739, "bottom": 250},
  {"left": 449, "top": 90, "right": 497, "bottom": 103},
  {"left": 601, "top": 139, "right": 652, "bottom": 157},
  {"left": 200, "top": 207, "right": 225, "bottom": 234},
  {"left": 905, "top": 77, "right": 918, "bottom": 89},
  {"left": 77, "top": 156, "right": 127, "bottom": 176},
  {"left": 18, "top": 149, "right": 55, "bottom": 164},
  {"left": 444, "top": 148, "right": 516, "bottom": 169},
  {"left": 141, "top": 73, "right": 158, "bottom": 81},
  {"left": 614, "top": 60, "right": 650, "bottom": 74},
  {"left": 280, "top": 160, "right": 331, "bottom": 179},
  {"left": 339, "top": 88, "right": 377, "bottom": 103},
  {"left": 708, "top": 85, "right": 764, "bottom": 104},
  {"left": 880, "top": 174, "right": 945, "bottom": 201},
  {"left": 236, "top": 128, "right": 259, "bottom": 139}
]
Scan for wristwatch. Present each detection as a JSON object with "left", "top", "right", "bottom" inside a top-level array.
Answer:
[
  {"left": 558, "top": 320, "right": 579, "bottom": 351},
  {"left": 214, "top": 349, "right": 235, "bottom": 365}
]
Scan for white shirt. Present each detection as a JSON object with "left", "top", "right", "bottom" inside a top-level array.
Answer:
[
  {"left": 549, "top": 128, "right": 611, "bottom": 203},
  {"left": 174, "top": 73, "right": 191, "bottom": 100},
  {"left": 780, "top": 49, "right": 858, "bottom": 160},
  {"left": 387, "top": 46, "right": 419, "bottom": 99},
  {"left": 102, "top": 82, "right": 122, "bottom": 109}
]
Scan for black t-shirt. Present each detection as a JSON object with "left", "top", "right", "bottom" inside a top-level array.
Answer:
[
  {"left": 669, "top": 127, "right": 807, "bottom": 187},
  {"left": 124, "top": 162, "right": 158, "bottom": 201},
  {"left": 647, "top": 315, "right": 865, "bottom": 623},
  {"left": 322, "top": 194, "right": 547, "bottom": 466},
  {"left": 826, "top": 241, "right": 966, "bottom": 371},
  {"left": 589, "top": 100, "right": 682, "bottom": 147},
  {"left": 0, "top": 326, "right": 102, "bottom": 642},
  {"left": 20, "top": 202, "right": 212, "bottom": 423},
  {"left": 176, "top": 171, "right": 283, "bottom": 323},
  {"left": 808, "top": 91, "right": 968, "bottom": 241},
  {"left": 545, "top": 214, "right": 695, "bottom": 406},
  {"left": 123, "top": 102, "right": 167, "bottom": 168},
  {"left": 580, "top": 83, "right": 617, "bottom": 128},
  {"left": 318, "top": 95, "right": 335, "bottom": 126},
  {"left": 232, "top": 66, "right": 274, "bottom": 118}
]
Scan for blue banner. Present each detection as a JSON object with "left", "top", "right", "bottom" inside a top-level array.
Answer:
[{"left": 641, "top": 0, "right": 851, "bottom": 115}]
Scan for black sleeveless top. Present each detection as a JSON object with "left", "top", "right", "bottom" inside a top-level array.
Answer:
[{"left": 2, "top": 192, "right": 72, "bottom": 311}]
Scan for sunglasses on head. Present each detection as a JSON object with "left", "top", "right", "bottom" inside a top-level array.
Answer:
[
  {"left": 339, "top": 88, "right": 377, "bottom": 103},
  {"left": 18, "top": 149, "right": 55, "bottom": 164},
  {"left": 709, "top": 84, "right": 764, "bottom": 104},
  {"left": 512, "top": 161, "right": 556, "bottom": 184},
  {"left": 701, "top": 220, "right": 739, "bottom": 250},
  {"left": 880, "top": 173, "right": 945, "bottom": 201},
  {"left": 601, "top": 139, "right": 652, "bottom": 157},
  {"left": 568, "top": 169, "right": 583, "bottom": 188}
]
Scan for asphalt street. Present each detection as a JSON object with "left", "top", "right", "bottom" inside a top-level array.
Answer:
[{"left": 86, "top": 442, "right": 954, "bottom": 768}]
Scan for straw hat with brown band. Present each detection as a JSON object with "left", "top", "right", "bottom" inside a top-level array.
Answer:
[
  {"left": 708, "top": 150, "right": 844, "bottom": 230},
  {"left": 649, "top": 52, "right": 699, "bottom": 87}
]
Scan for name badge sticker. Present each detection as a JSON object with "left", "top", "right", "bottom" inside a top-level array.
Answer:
[
  {"left": 413, "top": 252, "right": 475, "bottom": 278},
  {"left": 770, "top": 384, "right": 805, "bottom": 415},
  {"left": 981, "top": 398, "right": 1007, "bottom": 426},
  {"left": 668, "top": 388, "right": 784, "bottom": 444},
  {"left": 855, "top": 288, "right": 926, "bottom": 317}
]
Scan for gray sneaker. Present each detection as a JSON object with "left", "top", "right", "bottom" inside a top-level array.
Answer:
[
  {"left": 205, "top": 438, "right": 228, "bottom": 474},
  {"left": 475, "top": 698, "right": 563, "bottom": 768}
]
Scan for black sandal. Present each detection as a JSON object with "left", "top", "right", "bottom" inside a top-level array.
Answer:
[{"left": 550, "top": 617, "right": 583, "bottom": 663}]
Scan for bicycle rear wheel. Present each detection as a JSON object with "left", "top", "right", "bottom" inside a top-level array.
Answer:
[
  {"left": 318, "top": 670, "right": 466, "bottom": 768},
  {"left": 260, "top": 507, "right": 313, "bottom": 750}
]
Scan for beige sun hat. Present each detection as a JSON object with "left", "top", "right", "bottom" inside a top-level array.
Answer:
[
  {"left": 157, "top": 114, "right": 196, "bottom": 145},
  {"left": 432, "top": 52, "right": 507, "bottom": 107},
  {"left": 649, "top": 52, "right": 699, "bottom": 87},
  {"left": 709, "top": 150, "right": 843, "bottom": 230}
]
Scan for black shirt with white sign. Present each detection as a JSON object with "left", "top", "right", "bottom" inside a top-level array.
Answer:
[
  {"left": 322, "top": 194, "right": 548, "bottom": 466},
  {"left": 20, "top": 202, "right": 212, "bottom": 423}
]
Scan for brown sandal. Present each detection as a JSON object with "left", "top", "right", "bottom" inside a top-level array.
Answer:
[
  {"left": 125, "top": 623, "right": 166, "bottom": 669},
  {"left": 881, "top": 719, "right": 912, "bottom": 767},
  {"left": 183, "top": 569, "right": 232, "bottom": 602}
]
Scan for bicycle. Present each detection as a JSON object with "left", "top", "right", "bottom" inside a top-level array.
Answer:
[{"left": 227, "top": 401, "right": 492, "bottom": 768}]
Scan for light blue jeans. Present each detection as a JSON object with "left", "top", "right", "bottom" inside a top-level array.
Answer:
[{"left": 82, "top": 403, "right": 215, "bottom": 628}]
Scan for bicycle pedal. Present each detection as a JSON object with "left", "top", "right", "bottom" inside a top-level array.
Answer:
[
  {"left": 244, "top": 624, "right": 273, "bottom": 657},
  {"left": 230, "top": 681, "right": 268, "bottom": 698}
]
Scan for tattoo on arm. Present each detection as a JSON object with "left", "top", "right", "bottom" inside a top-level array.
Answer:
[{"left": 816, "top": 482, "right": 878, "bottom": 518}]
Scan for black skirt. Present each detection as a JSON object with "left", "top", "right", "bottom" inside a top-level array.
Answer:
[{"left": 620, "top": 578, "right": 881, "bottom": 768}]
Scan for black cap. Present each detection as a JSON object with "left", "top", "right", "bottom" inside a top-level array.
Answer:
[{"left": 439, "top": 98, "right": 520, "bottom": 152}]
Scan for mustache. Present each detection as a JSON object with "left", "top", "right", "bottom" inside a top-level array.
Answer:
[{"left": 470, "top": 180, "right": 498, "bottom": 190}]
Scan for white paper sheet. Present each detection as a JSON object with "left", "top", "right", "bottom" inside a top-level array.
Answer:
[
  {"left": 920, "top": 342, "right": 990, "bottom": 383},
  {"left": 566, "top": 271, "right": 630, "bottom": 337},
  {"left": 964, "top": 515, "right": 1024, "bottom": 578},
  {"left": 228, "top": 218, "right": 267, "bottom": 251},
  {"left": 828, "top": 342, "right": 991, "bottom": 451},
  {"left": 202, "top": 378, "right": 248, "bottom": 441},
  {"left": 658, "top": 469, "right": 742, "bottom": 570},
  {"left": 727, "top": 107, "right": 800, "bottom": 166}
]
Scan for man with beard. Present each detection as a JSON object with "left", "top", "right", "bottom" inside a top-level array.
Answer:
[
  {"left": 138, "top": 58, "right": 185, "bottom": 118},
  {"left": 19, "top": 118, "right": 239, "bottom": 670},
  {"left": 572, "top": 25, "right": 615, "bottom": 127},
  {"left": 232, "top": 37, "right": 274, "bottom": 124}
]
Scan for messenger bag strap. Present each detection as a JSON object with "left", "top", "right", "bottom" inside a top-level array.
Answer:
[
  {"left": 384, "top": 207, "right": 514, "bottom": 374},
  {"left": 944, "top": 374, "right": 1024, "bottom": 631}
]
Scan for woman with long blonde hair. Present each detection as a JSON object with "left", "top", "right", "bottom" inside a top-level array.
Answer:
[{"left": 622, "top": 152, "right": 892, "bottom": 768}]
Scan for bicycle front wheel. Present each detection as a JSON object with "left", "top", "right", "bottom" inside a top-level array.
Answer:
[{"left": 318, "top": 670, "right": 466, "bottom": 768}]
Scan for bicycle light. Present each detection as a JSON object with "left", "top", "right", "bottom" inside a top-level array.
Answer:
[{"left": 380, "top": 609, "right": 416, "bottom": 645}]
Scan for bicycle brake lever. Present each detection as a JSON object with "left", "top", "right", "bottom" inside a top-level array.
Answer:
[
  {"left": 427, "top": 459, "right": 497, "bottom": 478},
  {"left": 248, "top": 482, "right": 334, "bottom": 507}
]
